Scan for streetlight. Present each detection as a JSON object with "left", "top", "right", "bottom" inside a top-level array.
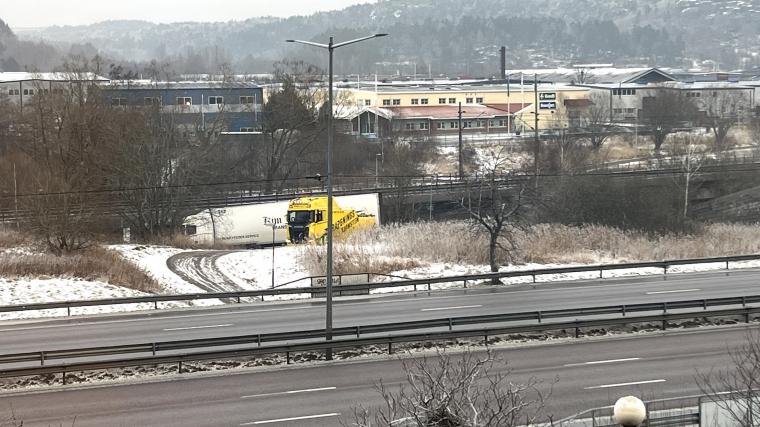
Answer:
[{"left": 286, "top": 33, "right": 388, "bottom": 360}]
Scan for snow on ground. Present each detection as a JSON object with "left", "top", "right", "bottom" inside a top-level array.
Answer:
[
  {"left": 216, "top": 246, "right": 309, "bottom": 291},
  {"left": 0, "top": 278, "right": 165, "bottom": 321},
  {"left": 110, "top": 245, "right": 206, "bottom": 295}
]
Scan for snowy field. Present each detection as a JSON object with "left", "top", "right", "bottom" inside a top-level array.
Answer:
[{"left": 2, "top": 244, "right": 760, "bottom": 320}]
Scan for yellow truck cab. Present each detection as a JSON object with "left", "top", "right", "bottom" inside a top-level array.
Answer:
[{"left": 286, "top": 196, "right": 376, "bottom": 243}]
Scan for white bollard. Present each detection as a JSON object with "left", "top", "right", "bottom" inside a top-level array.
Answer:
[{"left": 613, "top": 396, "right": 647, "bottom": 427}]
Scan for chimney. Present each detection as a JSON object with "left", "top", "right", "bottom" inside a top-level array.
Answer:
[{"left": 500, "top": 46, "right": 506, "bottom": 80}]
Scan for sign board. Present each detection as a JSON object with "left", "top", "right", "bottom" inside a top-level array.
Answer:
[
  {"left": 539, "top": 101, "right": 557, "bottom": 110},
  {"left": 539, "top": 92, "right": 557, "bottom": 101},
  {"left": 311, "top": 273, "right": 371, "bottom": 297},
  {"left": 122, "top": 228, "right": 131, "bottom": 243}
]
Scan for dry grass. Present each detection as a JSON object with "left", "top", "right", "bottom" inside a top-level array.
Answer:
[
  {"left": 0, "top": 228, "right": 34, "bottom": 248},
  {"left": 300, "top": 222, "right": 760, "bottom": 275},
  {"left": 0, "top": 246, "right": 160, "bottom": 293}
]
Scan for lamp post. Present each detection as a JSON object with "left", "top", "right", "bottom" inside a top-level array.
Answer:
[{"left": 286, "top": 33, "right": 388, "bottom": 360}]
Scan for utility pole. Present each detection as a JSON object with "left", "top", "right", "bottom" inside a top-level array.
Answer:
[
  {"left": 458, "top": 102, "right": 464, "bottom": 179},
  {"left": 533, "top": 74, "right": 540, "bottom": 178}
]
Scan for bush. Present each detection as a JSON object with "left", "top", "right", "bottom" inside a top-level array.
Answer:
[
  {"left": 0, "top": 246, "right": 160, "bottom": 293},
  {"left": 300, "top": 222, "right": 760, "bottom": 274}
]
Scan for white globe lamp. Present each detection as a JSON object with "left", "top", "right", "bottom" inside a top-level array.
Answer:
[{"left": 613, "top": 396, "right": 646, "bottom": 427}]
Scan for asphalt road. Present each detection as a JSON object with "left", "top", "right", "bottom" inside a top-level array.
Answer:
[
  {"left": 0, "top": 325, "right": 748, "bottom": 426},
  {"left": 2, "top": 268, "right": 760, "bottom": 355}
]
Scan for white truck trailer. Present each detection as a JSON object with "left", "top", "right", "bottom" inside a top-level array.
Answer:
[{"left": 182, "top": 193, "right": 380, "bottom": 247}]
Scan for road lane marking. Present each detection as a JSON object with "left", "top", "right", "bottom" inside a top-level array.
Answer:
[
  {"left": 646, "top": 289, "right": 700, "bottom": 295},
  {"left": 564, "top": 357, "right": 640, "bottom": 367},
  {"left": 421, "top": 305, "right": 483, "bottom": 312},
  {"left": 584, "top": 379, "right": 666, "bottom": 390},
  {"left": 242, "top": 413, "right": 341, "bottom": 425},
  {"left": 241, "top": 386, "right": 336, "bottom": 399},
  {"left": 162, "top": 324, "right": 233, "bottom": 332}
]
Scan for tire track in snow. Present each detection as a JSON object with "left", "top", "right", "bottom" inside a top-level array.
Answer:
[{"left": 166, "top": 251, "right": 246, "bottom": 294}]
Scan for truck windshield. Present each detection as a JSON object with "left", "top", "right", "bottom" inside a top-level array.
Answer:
[{"left": 287, "top": 211, "right": 313, "bottom": 225}]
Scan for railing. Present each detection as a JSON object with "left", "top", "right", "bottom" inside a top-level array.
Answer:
[
  {"left": 2, "top": 294, "right": 760, "bottom": 381},
  {"left": 2, "top": 254, "right": 760, "bottom": 317}
]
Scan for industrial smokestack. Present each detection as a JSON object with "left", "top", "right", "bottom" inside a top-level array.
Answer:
[{"left": 500, "top": 46, "right": 506, "bottom": 80}]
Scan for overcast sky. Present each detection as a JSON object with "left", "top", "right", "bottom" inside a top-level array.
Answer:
[{"left": 5, "top": 0, "right": 377, "bottom": 28}]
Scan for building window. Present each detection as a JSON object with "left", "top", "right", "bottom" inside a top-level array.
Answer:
[
  {"left": 240, "top": 96, "right": 256, "bottom": 104},
  {"left": 7, "top": 90, "right": 12, "bottom": 96},
  {"left": 10, "top": 89, "right": 19, "bottom": 95},
  {"left": 144, "top": 97, "right": 161, "bottom": 106},
  {"left": 612, "top": 88, "right": 636, "bottom": 96},
  {"left": 476, "top": 97, "right": 484, "bottom": 103},
  {"left": 392, "top": 99, "right": 401, "bottom": 105},
  {"left": 177, "top": 97, "right": 193, "bottom": 106},
  {"left": 240, "top": 127, "right": 255, "bottom": 132},
  {"left": 111, "top": 97, "right": 127, "bottom": 106},
  {"left": 439, "top": 98, "right": 446, "bottom": 104},
  {"left": 411, "top": 98, "right": 419, "bottom": 105},
  {"left": 420, "top": 122, "right": 429, "bottom": 130},
  {"left": 450, "top": 121, "right": 459, "bottom": 129},
  {"left": 466, "top": 97, "right": 474, "bottom": 104},
  {"left": 436, "top": 122, "right": 445, "bottom": 129},
  {"left": 421, "top": 98, "right": 429, "bottom": 105},
  {"left": 365, "top": 99, "right": 371, "bottom": 106},
  {"left": 23, "top": 89, "right": 34, "bottom": 96},
  {"left": 405, "top": 122, "right": 416, "bottom": 130},
  {"left": 448, "top": 98, "right": 456, "bottom": 104},
  {"left": 209, "top": 96, "right": 224, "bottom": 105},
  {"left": 383, "top": 99, "right": 391, "bottom": 106}
]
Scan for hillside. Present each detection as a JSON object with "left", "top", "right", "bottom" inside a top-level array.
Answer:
[{"left": 9, "top": 0, "right": 760, "bottom": 74}]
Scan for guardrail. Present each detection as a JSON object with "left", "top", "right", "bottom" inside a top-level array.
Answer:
[
  {"left": 2, "top": 253, "right": 760, "bottom": 317},
  {"left": 2, "top": 294, "right": 760, "bottom": 381}
]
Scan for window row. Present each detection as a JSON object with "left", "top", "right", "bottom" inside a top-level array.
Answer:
[
  {"left": 402, "top": 119, "right": 508, "bottom": 130},
  {"left": 7, "top": 88, "right": 65, "bottom": 96},
  {"left": 612, "top": 88, "right": 636, "bottom": 96},
  {"left": 110, "top": 95, "right": 259, "bottom": 106},
  {"left": 613, "top": 108, "right": 637, "bottom": 114},
  {"left": 381, "top": 96, "right": 485, "bottom": 106}
]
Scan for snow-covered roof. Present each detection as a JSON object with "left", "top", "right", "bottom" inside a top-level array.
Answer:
[
  {"left": 348, "top": 82, "right": 587, "bottom": 94},
  {"left": 0, "top": 72, "right": 108, "bottom": 83},
  {"left": 504, "top": 67, "right": 675, "bottom": 84}
]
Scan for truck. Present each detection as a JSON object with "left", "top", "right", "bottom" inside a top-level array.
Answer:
[
  {"left": 182, "top": 193, "right": 380, "bottom": 247},
  {"left": 286, "top": 196, "right": 378, "bottom": 243}
]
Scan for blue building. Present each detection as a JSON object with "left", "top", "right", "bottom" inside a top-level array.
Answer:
[{"left": 101, "top": 81, "right": 264, "bottom": 132}]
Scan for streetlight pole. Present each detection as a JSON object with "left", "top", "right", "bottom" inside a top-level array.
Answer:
[
  {"left": 458, "top": 102, "right": 464, "bottom": 179},
  {"left": 286, "top": 33, "right": 388, "bottom": 360},
  {"left": 271, "top": 224, "right": 276, "bottom": 289}
]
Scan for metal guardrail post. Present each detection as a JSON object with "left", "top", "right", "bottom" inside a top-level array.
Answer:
[
  {"left": 66, "top": 304, "right": 70, "bottom": 317},
  {"left": 39, "top": 352, "right": 44, "bottom": 366}
]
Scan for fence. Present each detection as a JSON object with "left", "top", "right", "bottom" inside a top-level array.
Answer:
[
  {"left": 1, "top": 254, "right": 760, "bottom": 317},
  {"left": 2, "top": 294, "right": 760, "bottom": 382}
]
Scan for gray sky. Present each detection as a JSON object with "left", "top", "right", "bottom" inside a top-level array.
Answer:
[{"left": 5, "top": 0, "right": 377, "bottom": 28}]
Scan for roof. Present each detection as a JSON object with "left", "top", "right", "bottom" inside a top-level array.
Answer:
[
  {"left": 583, "top": 81, "right": 754, "bottom": 90},
  {"left": 385, "top": 105, "right": 515, "bottom": 120},
  {"left": 349, "top": 83, "right": 587, "bottom": 94},
  {"left": 0, "top": 72, "right": 108, "bottom": 83},
  {"left": 105, "top": 81, "right": 262, "bottom": 90},
  {"left": 504, "top": 67, "right": 675, "bottom": 85}
]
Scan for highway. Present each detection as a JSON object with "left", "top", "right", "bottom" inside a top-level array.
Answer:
[
  {"left": 0, "top": 325, "right": 748, "bottom": 426},
  {"left": 2, "top": 268, "right": 760, "bottom": 354}
]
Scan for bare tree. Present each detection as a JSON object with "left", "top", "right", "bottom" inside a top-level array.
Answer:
[
  {"left": 348, "top": 350, "right": 554, "bottom": 427},
  {"left": 15, "top": 64, "right": 113, "bottom": 254},
  {"left": 460, "top": 148, "right": 529, "bottom": 279},
  {"left": 670, "top": 134, "right": 706, "bottom": 218},
  {"left": 581, "top": 93, "right": 614, "bottom": 151},
  {"left": 246, "top": 61, "right": 325, "bottom": 192},
  {"left": 702, "top": 91, "right": 745, "bottom": 151},
  {"left": 107, "top": 104, "right": 228, "bottom": 239},
  {"left": 642, "top": 90, "right": 699, "bottom": 153},
  {"left": 696, "top": 330, "right": 760, "bottom": 427}
]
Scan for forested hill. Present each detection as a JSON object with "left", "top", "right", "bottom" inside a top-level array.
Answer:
[{"left": 9, "top": 0, "right": 760, "bottom": 75}]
